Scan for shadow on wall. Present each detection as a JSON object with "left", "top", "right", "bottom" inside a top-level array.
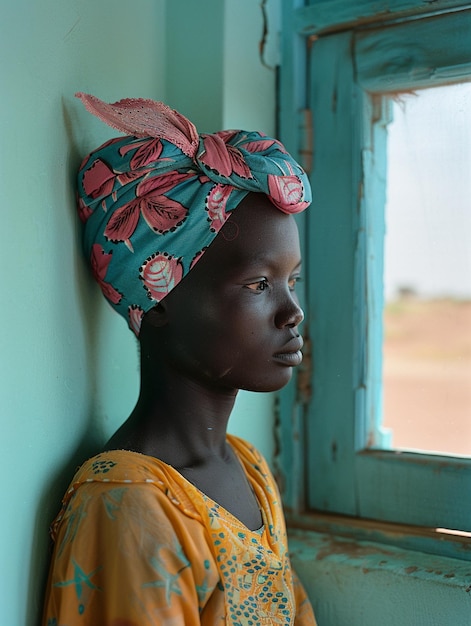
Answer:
[
  {"left": 25, "top": 99, "right": 107, "bottom": 626},
  {"left": 28, "top": 440, "right": 103, "bottom": 626}
]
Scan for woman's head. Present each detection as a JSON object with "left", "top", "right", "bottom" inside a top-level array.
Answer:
[
  {"left": 76, "top": 93, "right": 311, "bottom": 336},
  {"left": 141, "top": 192, "right": 304, "bottom": 393}
]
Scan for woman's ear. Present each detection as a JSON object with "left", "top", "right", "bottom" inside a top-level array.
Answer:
[{"left": 143, "top": 302, "right": 169, "bottom": 329}]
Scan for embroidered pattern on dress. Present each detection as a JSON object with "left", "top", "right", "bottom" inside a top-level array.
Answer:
[{"left": 91, "top": 459, "right": 117, "bottom": 474}]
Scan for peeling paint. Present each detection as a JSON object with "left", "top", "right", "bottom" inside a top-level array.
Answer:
[
  {"left": 289, "top": 529, "right": 471, "bottom": 588},
  {"left": 312, "top": 535, "right": 395, "bottom": 561},
  {"left": 289, "top": 528, "right": 471, "bottom": 625},
  {"left": 295, "top": 0, "right": 471, "bottom": 38}
]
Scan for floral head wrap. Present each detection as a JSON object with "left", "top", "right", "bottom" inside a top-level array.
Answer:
[{"left": 76, "top": 93, "right": 311, "bottom": 336}]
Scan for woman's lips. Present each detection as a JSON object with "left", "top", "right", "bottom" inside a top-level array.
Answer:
[
  {"left": 273, "top": 336, "right": 303, "bottom": 366},
  {"left": 272, "top": 351, "right": 303, "bottom": 366}
]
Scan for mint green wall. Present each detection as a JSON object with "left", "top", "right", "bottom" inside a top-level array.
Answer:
[
  {"left": 165, "top": 0, "right": 279, "bottom": 135},
  {"left": 0, "top": 1, "right": 278, "bottom": 624}
]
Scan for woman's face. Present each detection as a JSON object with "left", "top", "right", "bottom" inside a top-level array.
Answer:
[{"left": 145, "top": 193, "right": 304, "bottom": 393}]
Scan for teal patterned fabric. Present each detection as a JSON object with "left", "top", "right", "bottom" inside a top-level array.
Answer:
[{"left": 76, "top": 93, "right": 311, "bottom": 335}]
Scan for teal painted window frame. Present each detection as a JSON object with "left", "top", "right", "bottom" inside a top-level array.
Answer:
[{"left": 277, "top": 0, "right": 471, "bottom": 559}]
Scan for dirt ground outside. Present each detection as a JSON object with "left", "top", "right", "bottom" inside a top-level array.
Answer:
[{"left": 382, "top": 298, "right": 471, "bottom": 457}]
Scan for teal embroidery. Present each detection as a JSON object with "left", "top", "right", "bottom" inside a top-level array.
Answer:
[
  {"left": 142, "top": 558, "right": 188, "bottom": 604},
  {"left": 101, "top": 487, "right": 127, "bottom": 520},
  {"left": 56, "top": 497, "right": 89, "bottom": 558},
  {"left": 53, "top": 559, "right": 102, "bottom": 610},
  {"left": 195, "top": 575, "right": 212, "bottom": 607},
  {"left": 91, "top": 459, "right": 117, "bottom": 474},
  {"left": 142, "top": 544, "right": 190, "bottom": 605}
]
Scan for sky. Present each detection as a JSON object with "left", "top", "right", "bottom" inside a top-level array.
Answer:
[{"left": 384, "top": 82, "right": 471, "bottom": 301}]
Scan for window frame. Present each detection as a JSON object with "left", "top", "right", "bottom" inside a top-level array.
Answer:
[{"left": 277, "top": 0, "right": 471, "bottom": 558}]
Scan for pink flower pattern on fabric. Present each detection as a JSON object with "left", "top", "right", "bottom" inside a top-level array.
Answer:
[
  {"left": 116, "top": 168, "right": 153, "bottom": 186},
  {"left": 128, "top": 305, "right": 145, "bottom": 337},
  {"left": 104, "top": 172, "right": 189, "bottom": 249},
  {"left": 77, "top": 195, "right": 93, "bottom": 224},
  {"left": 140, "top": 253, "right": 184, "bottom": 302},
  {"left": 82, "top": 159, "right": 115, "bottom": 199},
  {"left": 199, "top": 134, "right": 252, "bottom": 179},
  {"left": 267, "top": 174, "right": 310, "bottom": 214},
  {"left": 119, "top": 138, "right": 164, "bottom": 170},
  {"left": 243, "top": 139, "right": 284, "bottom": 154},
  {"left": 90, "top": 244, "right": 122, "bottom": 305},
  {"left": 76, "top": 94, "right": 312, "bottom": 334},
  {"left": 206, "top": 184, "right": 232, "bottom": 232}
]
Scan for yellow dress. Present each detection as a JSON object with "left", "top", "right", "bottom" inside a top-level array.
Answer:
[{"left": 42, "top": 435, "right": 316, "bottom": 625}]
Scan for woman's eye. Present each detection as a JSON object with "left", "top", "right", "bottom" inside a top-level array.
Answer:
[
  {"left": 288, "top": 276, "right": 302, "bottom": 291},
  {"left": 246, "top": 279, "right": 269, "bottom": 292}
]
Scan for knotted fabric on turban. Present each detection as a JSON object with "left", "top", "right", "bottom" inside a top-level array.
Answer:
[{"left": 76, "top": 92, "right": 311, "bottom": 336}]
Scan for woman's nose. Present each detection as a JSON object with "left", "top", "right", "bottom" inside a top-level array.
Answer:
[{"left": 275, "top": 292, "right": 304, "bottom": 329}]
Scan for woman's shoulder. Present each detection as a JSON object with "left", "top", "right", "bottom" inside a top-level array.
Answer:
[
  {"left": 69, "top": 449, "right": 165, "bottom": 486},
  {"left": 57, "top": 450, "right": 191, "bottom": 520},
  {"left": 227, "top": 434, "right": 276, "bottom": 487},
  {"left": 54, "top": 450, "right": 165, "bottom": 518},
  {"left": 227, "top": 434, "right": 269, "bottom": 467},
  {"left": 50, "top": 449, "right": 202, "bottom": 541}
]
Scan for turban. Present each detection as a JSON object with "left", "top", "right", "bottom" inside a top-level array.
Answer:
[{"left": 76, "top": 93, "right": 311, "bottom": 336}]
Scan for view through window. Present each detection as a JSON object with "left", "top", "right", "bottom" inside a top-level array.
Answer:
[{"left": 382, "top": 82, "right": 471, "bottom": 457}]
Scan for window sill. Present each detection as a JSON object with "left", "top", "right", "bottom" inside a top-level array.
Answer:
[
  {"left": 286, "top": 511, "right": 471, "bottom": 562},
  {"left": 288, "top": 524, "right": 471, "bottom": 626}
]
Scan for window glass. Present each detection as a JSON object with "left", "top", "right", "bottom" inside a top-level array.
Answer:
[{"left": 382, "top": 83, "right": 471, "bottom": 456}]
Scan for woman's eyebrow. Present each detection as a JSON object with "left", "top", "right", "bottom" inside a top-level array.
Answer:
[
  {"left": 227, "top": 259, "right": 302, "bottom": 281},
  {"left": 237, "top": 251, "right": 302, "bottom": 265}
]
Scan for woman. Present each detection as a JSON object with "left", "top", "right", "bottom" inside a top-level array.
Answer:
[{"left": 42, "top": 93, "right": 316, "bottom": 625}]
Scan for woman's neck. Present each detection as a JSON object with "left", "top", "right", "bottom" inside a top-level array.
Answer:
[
  {"left": 105, "top": 360, "right": 238, "bottom": 467},
  {"left": 105, "top": 354, "right": 263, "bottom": 531}
]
